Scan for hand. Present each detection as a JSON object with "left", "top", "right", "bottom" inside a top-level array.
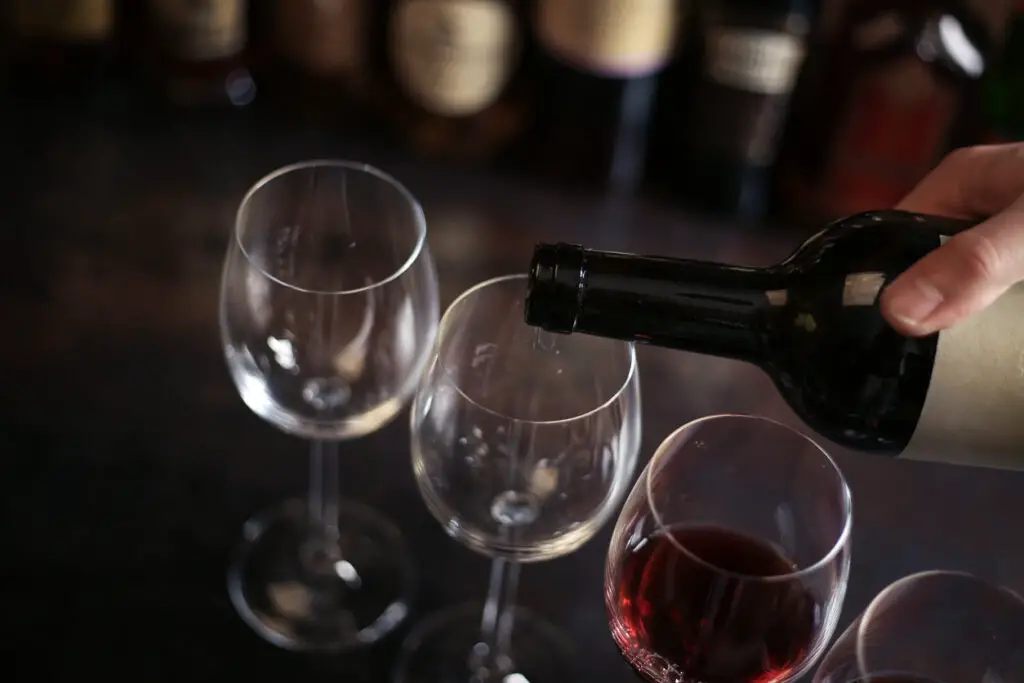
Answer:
[{"left": 880, "top": 143, "right": 1024, "bottom": 337}]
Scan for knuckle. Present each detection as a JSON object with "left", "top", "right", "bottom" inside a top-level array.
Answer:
[
  {"left": 939, "top": 144, "right": 1024, "bottom": 216},
  {"left": 942, "top": 145, "right": 984, "bottom": 170},
  {"left": 953, "top": 230, "right": 1004, "bottom": 284}
]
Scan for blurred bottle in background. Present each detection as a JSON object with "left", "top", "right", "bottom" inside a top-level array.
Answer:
[
  {"left": 983, "top": 0, "right": 1024, "bottom": 141},
  {"left": 778, "top": 0, "right": 994, "bottom": 223},
  {"left": 642, "top": 11, "right": 701, "bottom": 202},
  {"left": 1, "top": 0, "right": 116, "bottom": 99},
  {"left": 529, "top": 0, "right": 682, "bottom": 195},
  {"left": 257, "top": 0, "right": 370, "bottom": 124},
  {"left": 140, "top": 0, "right": 257, "bottom": 109},
  {"left": 378, "top": 0, "right": 528, "bottom": 162},
  {"left": 655, "top": 0, "right": 815, "bottom": 221}
]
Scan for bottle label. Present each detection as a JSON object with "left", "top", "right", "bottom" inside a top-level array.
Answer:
[
  {"left": 820, "top": 58, "right": 956, "bottom": 217},
  {"left": 275, "top": 0, "right": 364, "bottom": 75},
  {"left": 704, "top": 29, "right": 806, "bottom": 96},
  {"left": 391, "top": 0, "right": 518, "bottom": 117},
  {"left": 536, "top": 0, "right": 679, "bottom": 77},
  {"left": 903, "top": 278, "right": 1024, "bottom": 470},
  {"left": 11, "top": 0, "right": 114, "bottom": 41},
  {"left": 151, "top": 0, "right": 247, "bottom": 61}
]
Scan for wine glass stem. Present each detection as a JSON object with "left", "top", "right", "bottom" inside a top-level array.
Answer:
[
  {"left": 309, "top": 439, "right": 341, "bottom": 548},
  {"left": 470, "top": 557, "right": 522, "bottom": 681}
]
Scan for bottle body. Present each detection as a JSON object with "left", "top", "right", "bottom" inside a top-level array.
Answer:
[
  {"left": 143, "top": 0, "right": 256, "bottom": 108},
  {"left": 524, "top": 211, "right": 1024, "bottom": 469},
  {"left": 983, "top": 2, "right": 1024, "bottom": 142},
  {"left": 529, "top": 0, "right": 682, "bottom": 194},
  {"left": 672, "top": 0, "right": 814, "bottom": 220},
  {"left": 260, "top": 0, "right": 370, "bottom": 123},
  {"left": 778, "top": 0, "right": 993, "bottom": 222},
  {"left": 1, "top": 0, "right": 116, "bottom": 99}
]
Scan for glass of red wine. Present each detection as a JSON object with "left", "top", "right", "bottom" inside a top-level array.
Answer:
[
  {"left": 606, "top": 413, "right": 853, "bottom": 683},
  {"left": 814, "top": 570, "right": 1024, "bottom": 683}
]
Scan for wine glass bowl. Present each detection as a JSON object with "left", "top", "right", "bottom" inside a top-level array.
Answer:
[
  {"left": 814, "top": 570, "right": 1024, "bottom": 683},
  {"left": 411, "top": 274, "right": 641, "bottom": 562},
  {"left": 606, "top": 414, "right": 853, "bottom": 683},
  {"left": 219, "top": 160, "right": 440, "bottom": 652},
  {"left": 222, "top": 161, "right": 437, "bottom": 440},
  {"left": 398, "top": 273, "right": 642, "bottom": 683}
]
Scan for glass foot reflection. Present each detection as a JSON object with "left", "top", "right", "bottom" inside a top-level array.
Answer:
[
  {"left": 394, "top": 603, "right": 574, "bottom": 683},
  {"left": 228, "top": 498, "right": 415, "bottom": 652}
]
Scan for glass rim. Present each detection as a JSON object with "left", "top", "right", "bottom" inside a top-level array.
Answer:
[
  {"left": 644, "top": 413, "right": 853, "bottom": 583},
  {"left": 434, "top": 273, "right": 638, "bottom": 426},
  {"left": 856, "top": 569, "right": 1024, "bottom": 663},
  {"left": 233, "top": 159, "right": 428, "bottom": 296}
]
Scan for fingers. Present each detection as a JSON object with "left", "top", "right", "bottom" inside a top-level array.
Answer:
[
  {"left": 896, "top": 143, "right": 1024, "bottom": 219},
  {"left": 880, "top": 198, "right": 1024, "bottom": 336},
  {"left": 881, "top": 143, "right": 1024, "bottom": 336}
]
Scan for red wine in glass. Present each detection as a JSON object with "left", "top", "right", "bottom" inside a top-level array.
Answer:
[{"left": 610, "top": 525, "right": 823, "bottom": 683}]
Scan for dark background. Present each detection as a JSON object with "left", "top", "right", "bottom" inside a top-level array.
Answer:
[{"left": 3, "top": 0, "right": 1024, "bottom": 680}]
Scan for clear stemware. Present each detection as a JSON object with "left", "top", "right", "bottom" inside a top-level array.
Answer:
[
  {"left": 814, "top": 570, "right": 1024, "bottom": 683},
  {"left": 397, "top": 273, "right": 642, "bottom": 683},
  {"left": 606, "top": 414, "right": 853, "bottom": 683},
  {"left": 219, "top": 160, "right": 439, "bottom": 652}
]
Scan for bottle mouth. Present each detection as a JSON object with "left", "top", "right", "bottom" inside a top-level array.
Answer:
[{"left": 524, "top": 242, "right": 585, "bottom": 334}]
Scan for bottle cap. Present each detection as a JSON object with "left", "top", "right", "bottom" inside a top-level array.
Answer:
[{"left": 524, "top": 243, "right": 585, "bottom": 334}]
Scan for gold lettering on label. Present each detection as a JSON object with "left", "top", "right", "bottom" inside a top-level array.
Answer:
[{"left": 705, "top": 28, "right": 806, "bottom": 95}]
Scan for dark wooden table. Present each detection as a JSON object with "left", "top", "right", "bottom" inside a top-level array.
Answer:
[{"left": 3, "top": 101, "right": 1024, "bottom": 682}]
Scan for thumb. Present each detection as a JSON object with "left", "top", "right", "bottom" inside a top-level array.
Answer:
[{"left": 880, "top": 210, "right": 1024, "bottom": 336}]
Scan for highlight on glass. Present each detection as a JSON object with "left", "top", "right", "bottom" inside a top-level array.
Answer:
[
  {"left": 606, "top": 413, "right": 853, "bottom": 683},
  {"left": 219, "top": 160, "right": 440, "bottom": 652}
]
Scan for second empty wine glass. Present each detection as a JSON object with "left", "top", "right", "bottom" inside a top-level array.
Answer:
[
  {"left": 606, "top": 414, "right": 853, "bottom": 683},
  {"left": 397, "top": 274, "right": 642, "bottom": 683},
  {"left": 219, "top": 161, "right": 440, "bottom": 651},
  {"left": 815, "top": 570, "right": 1024, "bottom": 683}
]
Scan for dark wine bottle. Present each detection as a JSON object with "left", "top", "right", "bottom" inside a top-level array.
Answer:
[
  {"left": 778, "top": 0, "right": 994, "bottom": 222},
  {"left": 524, "top": 210, "right": 1024, "bottom": 470},
  {"left": 380, "top": 0, "right": 528, "bottom": 162},
  {"left": 260, "top": 0, "right": 370, "bottom": 124},
  {"left": 528, "top": 0, "right": 683, "bottom": 194},
  {"left": 983, "top": 1, "right": 1024, "bottom": 142},
  {"left": 1, "top": 0, "right": 116, "bottom": 100},
  {"left": 144, "top": 0, "right": 256, "bottom": 108},
  {"left": 670, "top": 0, "right": 815, "bottom": 220}
]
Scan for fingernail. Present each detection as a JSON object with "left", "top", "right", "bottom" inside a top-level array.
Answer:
[{"left": 885, "top": 279, "right": 946, "bottom": 332}]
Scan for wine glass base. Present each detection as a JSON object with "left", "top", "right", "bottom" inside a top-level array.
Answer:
[
  {"left": 393, "top": 603, "right": 574, "bottom": 683},
  {"left": 228, "top": 498, "right": 415, "bottom": 653}
]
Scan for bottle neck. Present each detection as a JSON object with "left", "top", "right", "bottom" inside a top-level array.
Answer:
[{"left": 570, "top": 250, "right": 785, "bottom": 365}]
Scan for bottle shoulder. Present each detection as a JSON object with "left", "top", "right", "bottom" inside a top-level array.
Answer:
[{"left": 781, "top": 210, "right": 971, "bottom": 274}]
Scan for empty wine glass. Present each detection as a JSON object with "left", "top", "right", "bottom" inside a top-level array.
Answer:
[
  {"left": 396, "top": 273, "right": 642, "bottom": 683},
  {"left": 814, "top": 570, "right": 1024, "bottom": 683},
  {"left": 219, "top": 160, "right": 440, "bottom": 651},
  {"left": 606, "top": 414, "right": 853, "bottom": 683}
]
